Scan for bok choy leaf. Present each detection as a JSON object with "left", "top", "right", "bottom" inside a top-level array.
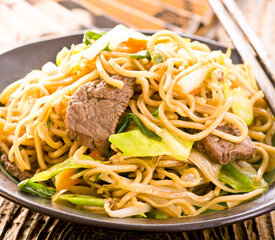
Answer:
[
  {"left": 18, "top": 179, "right": 56, "bottom": 200},
  {"left": 30, "top": 157, "right": 82, "bottom": 182},
  {"left": 219, "top": 161, "right": 267, "bottom": 192}
]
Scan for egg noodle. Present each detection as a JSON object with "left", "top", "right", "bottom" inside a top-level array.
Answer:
[{"left": 0, "top": 25, "right": 274, "bottom": 218}]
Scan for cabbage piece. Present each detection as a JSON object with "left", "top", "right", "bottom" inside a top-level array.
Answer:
[
  {"left": 109, "top": 129, "right": 193, "bottom": 161},
  {"left": 115, "top": 113, "right": 161, "bottom": 141},
  {"left": 56, "top": 47, "right": 69, "bottom": 66},
  {"left": 83, "top": 25, "right": 148, "bottom": 60},
  {"left": 223, "top": 84, "right": 254, "bottom": 126},
  {"left": 175, "top": 65, "right": 209, "bottom": 94},
  {"left": 230, "top": 88, "right": 254, "bottom": 125}
]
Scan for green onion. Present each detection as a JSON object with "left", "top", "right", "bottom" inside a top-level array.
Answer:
[
  {"left": 58, "top": 194, "right": 104, "bottom": 207},
  {"left": 219, "top": 162, "right": 267, "bottom": 192},
  {"left": 95, "top": 172, "right": 103, "bottom": 183},
  {"left": 130, "top": 50, "right": 151, "bottom": 60},
  {"left": 152, "top": 52, "right": 164, "bottom": 64},
  {"left": 115, "top": 113, "right": 161, "bottom": 141},
  {"left": 102, "top": 42, "right": 111, "bottom": 51},
  {"left": 152, "top": 108, "right": 159, "bottom": 119},
  {"left": 83, "top": 30, "right": 106, "bottom": 46},
  {"left": 0, "top": 162, "right": 19, "bottom": 184},
  {"left": 47, "top": 116, "right": 51, "bottom": 129},
  {"left": 18, "top": 179, "right": 56, "bottom": 200}
]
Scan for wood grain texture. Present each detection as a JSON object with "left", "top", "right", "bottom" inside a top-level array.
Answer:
[{"left": 0, "top": 197, "right": 274, "bottom": 240}]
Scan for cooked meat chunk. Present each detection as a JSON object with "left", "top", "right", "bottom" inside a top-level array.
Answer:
[
  {"left": 0, "top": 154, "right": 36, "bottom": 181},
  {"left": 195, "top": 123, "right": 256, "bottom": 165},
  {"left": 65, "top": 75, "right": 135, "bottom": 156}
]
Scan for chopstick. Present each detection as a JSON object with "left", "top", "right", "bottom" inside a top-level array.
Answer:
[
  {"left": 208, "top": 0, "right": 275, "bottom": 115},
  {"left": 222, "top": 0, "right": 275, "bottom": 83}
]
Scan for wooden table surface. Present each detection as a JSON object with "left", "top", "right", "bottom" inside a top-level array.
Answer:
[
  {"left": 0, "top": 196, "right": 274, "bottom": 240},
  {"left": 0, "top": 0, "right": 274, "bottom": 239}
]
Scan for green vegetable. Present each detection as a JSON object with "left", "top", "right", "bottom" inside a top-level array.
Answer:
[
  {"left": 95, "top": 172, "right": 103, "bottom": 183},
  {"left": 231, "top": 88, "right": 254, "bottom": 125},
  {"left": 30, "top": 155, "right": 102, "bottom": 183},
  {"left": 130, "top": 50, "right": 151, "bottom": 60},
  {"left": 30, "top": 157, "right": 82, "bottom": 182},
  {"left": 264, "top": 167, "right": 275, "bottom": 185},
  {"left": 152, "top": 52, "right": 164, "bottom": 64},
  {"left": 0, "top": 162, "right": 19, "bottom": 184},
  {"left": 116, "top": 113, "right": 161, "bottom": 141},
  {"left": 223, "top": 84, "right": 254, "bottom": 126},
  {"left": 109, "top": 128, "right": 193, "bottom": 160},
  {"left": 219, "top": 161, "right": 267, "bottom": 192},
  {"left": 18, "top": 179, "right": 56, "bottom": 200},
  {"left": 58, "top": 194, "right": 104, "bottom": 207},
  {"left": 152, "top": 108, "right": 159, "bottom": 119},
  {"left": 132, "top": 213, "right": 147, "bottom": 218},
  {"left": 102, "top": 42, "right": 111, "bottom": 51},
  {"left": 147, "top": 209, "right": 169, "bottom": 219},
  {"left": 83, "top": 30, "right": 106, "bottom": 46},
  {"left": 47, "top": 116, "right": 51, "bottom": 129}
]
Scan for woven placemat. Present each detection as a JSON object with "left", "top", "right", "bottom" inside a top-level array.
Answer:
[{"left": 0, "top": 196, "right": 274, "bottom": 240}]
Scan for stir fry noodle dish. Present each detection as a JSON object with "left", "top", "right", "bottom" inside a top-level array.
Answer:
[{"left": 0, "top": 25, "right": 274, "bottom": 219}]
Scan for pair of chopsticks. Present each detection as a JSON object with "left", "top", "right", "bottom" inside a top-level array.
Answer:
[{"left": 208, "top": 0, "right": 275, "bottom": 114}]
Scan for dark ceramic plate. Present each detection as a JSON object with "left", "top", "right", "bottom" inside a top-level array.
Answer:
[{"left": 0, "top": 32, "right": 274, "bottom": 232}]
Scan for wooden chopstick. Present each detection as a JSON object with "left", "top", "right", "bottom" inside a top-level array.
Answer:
[
  {"left": 208, "top": 0, "right": 275, "bottom": 114},
  {"left": 222, "top": 0, "right": 275, "bottom": 83}
]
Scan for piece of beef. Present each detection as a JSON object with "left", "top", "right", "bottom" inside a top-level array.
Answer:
[
  {"left": 65, "top": 75, "right": 135, "bottom": 156},
  {"left": 195, "top": 123, "right": 256, "bottom": 165},
  {"left": 0, "top": 154, "right": 36, "bottom": 181}
]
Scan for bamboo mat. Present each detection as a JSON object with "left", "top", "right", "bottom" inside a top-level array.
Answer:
[{"left": 0, "top": 0, "right": 274, "bottom": 239}]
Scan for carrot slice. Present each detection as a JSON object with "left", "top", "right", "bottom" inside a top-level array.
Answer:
[
  {"left": 55, "top": 169, "right": 82, "bottom": 192},
  {"left": 126, "top": 38, "right": 148, "bottom": 52},
  {"left": 88, "top": 149, "right": 105, "bottom": 161},
  {"left": 189, "top": 87, "right": 201, "bottom": 96}
]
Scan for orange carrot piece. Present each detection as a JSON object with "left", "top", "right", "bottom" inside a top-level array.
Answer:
[
  {"left": 55, "top": 169, "right": 82, "bottom": 192},
  {"left": 189, "top": 87, "right": 201, "bottom": 95},
  {"left": 126, "top": 38, "right": 148, "bottom": 52},
  {"left": 88, "top": 149, "right": 105, "bottom": 161},
  {"left": 155, "top": 37, "right": 170, "bottom": 44}
]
